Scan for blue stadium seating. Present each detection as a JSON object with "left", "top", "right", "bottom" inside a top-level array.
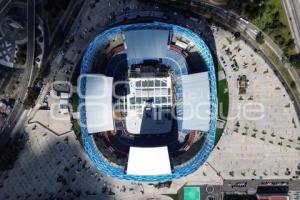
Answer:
[{"left": 79, "top": 22, "right": 217, "bottom": 182}]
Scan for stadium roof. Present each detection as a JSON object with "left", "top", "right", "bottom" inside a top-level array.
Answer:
[
  {"left": 79, "top": 22, "right": 217, "bottom": 182},
  {"left": 124, "top": 29, "right": 169, "bottom": 62},
  {"left": 181, "top": 72, "right": 211, "bottom": 132},
  {"left": 85, "top": 75, "right": 114, "bottom": 133},
  {"left": 126, "top": 146, "right": 172, "bottom": 175}
]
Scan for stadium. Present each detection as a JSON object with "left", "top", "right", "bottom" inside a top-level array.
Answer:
[{"left": 79, "top": 22, "right": 217, "bottom": 182}]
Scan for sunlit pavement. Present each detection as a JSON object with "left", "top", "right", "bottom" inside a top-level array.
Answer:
[{"left": 208, "top": 27, "right": 300, "bottom": 180}]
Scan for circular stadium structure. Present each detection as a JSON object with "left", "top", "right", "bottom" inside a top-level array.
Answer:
[{"left": 79, "top": 22, "right": 217, "bottom": 182}]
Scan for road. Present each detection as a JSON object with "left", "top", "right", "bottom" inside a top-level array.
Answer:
[
  {"left": 223, "top": 179, "right": 300, "bottom": 194},
  {"left": 282, "top": 0, "right": 300, "bottom": 53},
  {"left": 215, "top": 2, "right": 300, "bottom": 95},
  {"left": 0, "top": 0, "right": 12, "bottom": 17},
  {"left": 26, "top": 0, "right": 36, "bottom": 86},
  {"left": 49, "top": 0, "right": 82, "bottom": 45},
  {"left": 218, "top": 3, "right": 300, "bottom": 100},
  {"left": 0, "top": 0, "right": 35, "bottom": 150}
]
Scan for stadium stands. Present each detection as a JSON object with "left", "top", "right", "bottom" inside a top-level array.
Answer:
[{"left": 80, "top": 22, "right": 217, "bottom": 182}]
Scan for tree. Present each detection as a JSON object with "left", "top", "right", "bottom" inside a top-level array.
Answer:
[
  {"left": 35, "top": 42, "right": 42, "bottom": 56},
  {"left": 56, "top": 175, "right": 67, "bottom": 185},
  {"left": 234, "top": 31, "right": 241, "bottom": 39},
  {"left": 289, "top": 53, "right": 300, "bottom": 63},
  {"left": 23, "top": 87, "right": 40, "bottom": 109},
  {"left": 0, "top": 138, "right": 25, "bottom": 170},
  {"left": 290, "top": 81, "right": 296, "bottom": 89},
  {"left": 285, "top": 38, "right": 295, "bottom": 48},
  {"left": 15, "top": 44, "right": 27, "bottom": 65},
  {"left": 256, "top": 31, "right": 265, "bottom": 44}
]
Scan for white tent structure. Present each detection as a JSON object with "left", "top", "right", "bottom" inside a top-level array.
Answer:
[
  {"left": 126, "top": 146, "right": 172, "bottom": 176},
  {"left": 175, "top": 40, "right": 188, "bottom": 50},
  {"left": 124, "top": 29, "right": 169, "bottom": 62},
  {"left": 181, "top": 72, "right": 211, "bottom": 132},
  {"left": 85, "top": 75, "right": 114, "bottom": 134}
]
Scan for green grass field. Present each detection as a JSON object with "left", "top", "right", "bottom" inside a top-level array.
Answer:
[
  {"left": 71, "top": 93, "right": 79, "bottom": 112},
  {"left": 244, "top": 0, "right": 295, "bottom": 56},
  {"left": 217, "top": 79, "right": 229, "bottom": 119},
  {"left": 215, "top": 128, "right": 224, "bottom": 145},
  {"left": 217, "top": 62, "right": 223, "bottom": 72},
  {"left": 73, "top": 121, "right": 83, "bottom": 146}
]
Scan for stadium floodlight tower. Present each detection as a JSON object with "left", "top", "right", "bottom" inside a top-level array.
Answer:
[{"left": 79, "top": 22, "right": 217, "bottom": 182}]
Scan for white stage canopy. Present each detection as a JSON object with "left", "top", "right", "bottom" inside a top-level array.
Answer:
[
  {"left": 175, "top": 40, "right": 188, "bottom": 50},
  {"left": 85, "top": 75, "right": 114, "bottom": 134},
  {"left": 124, "top": 29, "right": 169, "bottom": 61},
  {"left": 181, "top": 72, "right": 211, "bottom": 132},
  {"left": 126, "top": 146, "right": 172, "bottom": 176}
]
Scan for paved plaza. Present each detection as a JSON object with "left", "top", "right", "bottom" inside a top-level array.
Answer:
[
  {"left": 0, "top": 122, "right": 141, "bottom": 200},
  {"left": 208, "top": 27, "right": 300, "bottom": 180}
]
